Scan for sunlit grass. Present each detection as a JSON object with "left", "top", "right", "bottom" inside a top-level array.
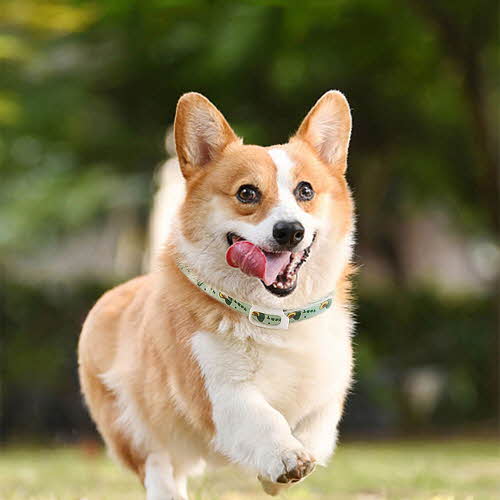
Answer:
[{"left": 1, "top": 439, "right": 499, "bottom": 499}]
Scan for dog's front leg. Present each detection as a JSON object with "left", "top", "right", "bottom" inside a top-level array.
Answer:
[
  {"left": 213, "top": 383, "right": 316, "bottom": 483},
  {"left": 191, "top": 332, "right": 316, "bottom": 485}
]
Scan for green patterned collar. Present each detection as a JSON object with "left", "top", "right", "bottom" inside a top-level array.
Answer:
[{"left": 178, "top": 262, "right": 334, "bottom": 330}]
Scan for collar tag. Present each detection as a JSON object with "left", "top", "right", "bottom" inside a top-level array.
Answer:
[{"left": 248, "top": 305, "right": 290, "bottom": 330}]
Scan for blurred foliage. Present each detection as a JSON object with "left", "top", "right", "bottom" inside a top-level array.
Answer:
[
  {"left": 0, "top": 0, "right": 498, "bottom": 438},
  {"left": 0, "top": 278, "right": 111, "bottom": 438},
  {"left": 1, "top": 0, "right": 498, "bottom": 253},
  {"left": 354, "top": 287, "right": 495, "bottom": 427}
]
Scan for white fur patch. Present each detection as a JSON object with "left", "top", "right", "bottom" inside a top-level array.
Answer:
[
  {"left": 145, "top": 452, "right": 186, "bottom": 500},
  {"left": 267, "top": 147, "right": 313, "bottom": 229},
  {"left": 191, "top": 330, "right": 308, "bottom": 480},
  {"left": 267, "top": 148, "right": 294, "bottom": 187}
]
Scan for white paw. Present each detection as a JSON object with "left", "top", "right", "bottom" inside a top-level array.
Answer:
[{"left": 260, "top": 447, "right": 316, "bottom": 484}]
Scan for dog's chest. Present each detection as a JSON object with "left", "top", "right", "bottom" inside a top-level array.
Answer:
[{"left": 249, "top": 311, "right": 351, "bottom": 425}]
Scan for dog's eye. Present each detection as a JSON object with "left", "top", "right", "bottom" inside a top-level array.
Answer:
[
  {"left": 236, "top": 185, "right": 261, "bottom": 204},
  {"left": 295, "top": 181, "right": 315, "bottom": 202}
]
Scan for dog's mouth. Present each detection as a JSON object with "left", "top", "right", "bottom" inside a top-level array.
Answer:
[{"left": 225, "top": 232, "right": 315, "bottom": 297}]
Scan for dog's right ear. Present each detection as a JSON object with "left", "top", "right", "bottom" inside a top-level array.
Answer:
[{"left": 174, "top": 93, "right": 239, "bottom": 179}]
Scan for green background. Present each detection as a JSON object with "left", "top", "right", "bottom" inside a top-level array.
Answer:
[{"left": 0, "top": 0, "right": 498, "bottom": 442}]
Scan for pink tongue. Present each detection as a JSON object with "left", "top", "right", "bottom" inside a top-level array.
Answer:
[{"left": 226, "top": 241, "right": 291, "bottom": 286}]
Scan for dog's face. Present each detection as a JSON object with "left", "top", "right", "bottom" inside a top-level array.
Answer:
[{"left": 175, "top": 92, "right": 353, "bottom": 299}]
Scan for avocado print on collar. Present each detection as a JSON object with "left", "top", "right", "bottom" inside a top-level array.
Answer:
[{"left": 177, "top": 261, "right": 334, "bottom": 330}]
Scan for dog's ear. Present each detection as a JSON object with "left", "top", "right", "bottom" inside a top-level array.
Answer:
[
  {"left": 174, "top": 93, "right": 239, "bottom": 179},
  {"left": 294, "top": 90, "right": 352, "bottom": 173}
]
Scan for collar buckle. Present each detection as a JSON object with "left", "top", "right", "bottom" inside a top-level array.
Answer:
[{"left": 248, "top": 305, "right": 290, "bottom": 330}]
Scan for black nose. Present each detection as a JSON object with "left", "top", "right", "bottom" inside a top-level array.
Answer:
[{"left": 273, "top": 220, "right": 305, "bottom": 248}]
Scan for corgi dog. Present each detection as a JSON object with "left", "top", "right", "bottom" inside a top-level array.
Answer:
[{"left": 78, "top": 90, "right": 355, "bottom": 500}]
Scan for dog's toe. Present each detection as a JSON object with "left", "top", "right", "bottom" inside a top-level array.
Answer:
[{"left": 276, "top": 453, "right": 316, "bottom": 484}]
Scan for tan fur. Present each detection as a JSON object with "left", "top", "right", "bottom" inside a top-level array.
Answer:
[
  {"left": 79, "top": 257, "right": 229, "bottom": 474},
  {"left": 78, "top": 91, "right": 355, "bottom": 495}
]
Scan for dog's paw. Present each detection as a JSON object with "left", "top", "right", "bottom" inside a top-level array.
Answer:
[
  {"left": 261, "top": 447, "right": 316, "bottom": 485},
  {"left": 276, "top": 449, "right": 316, "bottom": 484}
]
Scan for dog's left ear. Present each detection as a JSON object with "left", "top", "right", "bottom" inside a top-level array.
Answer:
[
  {"left": 294, "top": 90, "right": 352, "bottom": 173},
  {"left": 174, "top": 92, "right": 240, "bottom": 179}
]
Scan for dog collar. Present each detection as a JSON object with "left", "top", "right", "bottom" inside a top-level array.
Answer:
[{"left": 177, "top": 262, "right": 334, "bottom": 330}]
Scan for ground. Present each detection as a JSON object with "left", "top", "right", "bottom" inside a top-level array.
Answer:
[{"left": 1, "top": 439, "right": 499, "bottom": 500}]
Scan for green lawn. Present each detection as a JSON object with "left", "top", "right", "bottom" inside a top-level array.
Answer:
[{"left": 1, "top": 439, "right": 499, "bottom": 500}]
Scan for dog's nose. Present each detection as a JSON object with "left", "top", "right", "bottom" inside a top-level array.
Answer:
[{"left": 273, "top": 220, "right": 305, "bottom": 248}]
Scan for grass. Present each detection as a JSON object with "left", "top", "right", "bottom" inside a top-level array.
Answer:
[{"left": 0, "top": 439, "right": 499, "bottom": 500}]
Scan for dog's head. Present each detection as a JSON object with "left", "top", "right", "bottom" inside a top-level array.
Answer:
[{"left": 174, "top": 91, "right": 354, "bottom": 303}]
